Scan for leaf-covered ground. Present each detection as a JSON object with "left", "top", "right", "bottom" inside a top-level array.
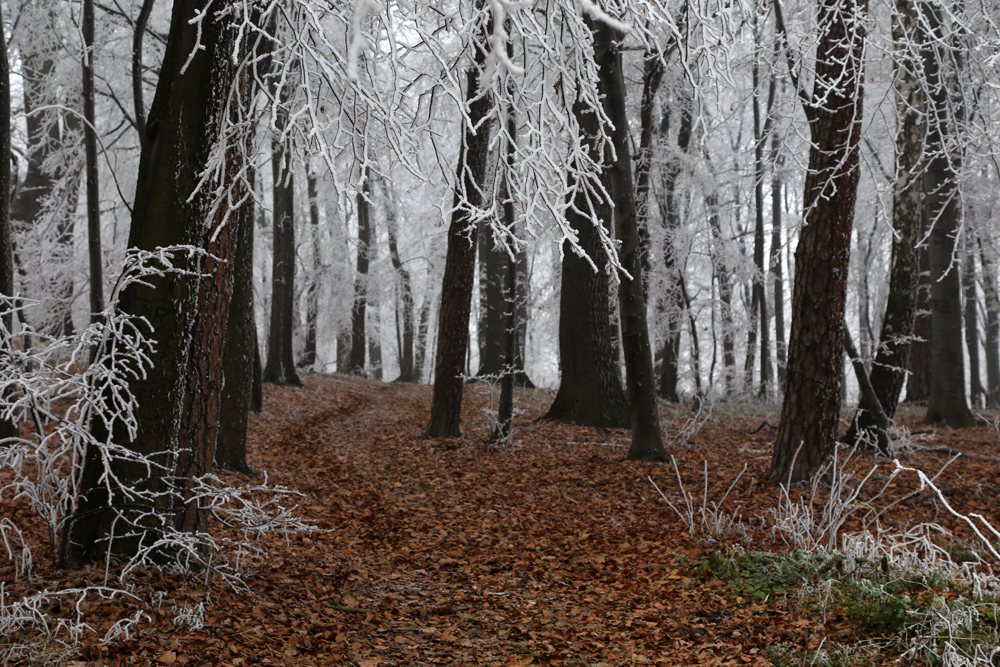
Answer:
[{"left": 5, "top": 374, "right": 1000, "bottom": 666}]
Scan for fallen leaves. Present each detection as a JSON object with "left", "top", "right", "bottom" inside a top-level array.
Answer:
[{"left": 4, "top": 375, "right": 999, "bottom": 665}]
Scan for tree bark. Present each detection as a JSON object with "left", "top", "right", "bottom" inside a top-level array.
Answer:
[
  {"left": 658, "top": 97, "right": 693, "bottom": 402},
  {"left": 413, "top": 296, "right": 431, "bottom": 383},
  {"left": 589, "top": 17, "right": 668, "bottom": 461},
  {"left": 843, "top": 0, "right": 925, "bottom": 446},
  {"left": 962, "top": 231, "right": 982, "bottom": 408},
  {"left": 635, "top": 52, "right": 664, "bottom": 302},
  {"left": 980, "top": 237, "right": 1000, "bottom": 409},
  {"left": 770, "top": 136, "right": 787, "bottom": 388},
  {"left": 476, "top": 219, "right": 509, "bottom": 378},
  {"left": 767, "top": 0, "right": 866, "bottom": 484},
  {"left": 216, "top": 165, "right": 259, "bottom": 475},
  {"left": 381, "top": 179, "right": 416, "bottom": 382},
  {"left": 425, "top": 13, "right": 494, "bottom": 438},
  {"left": 0, "top": 4, "right": 17, "bottom": 443},
  {"left": 923, "top": 3, "right": 977, "bottom": 427},
  {"left": 298, "top": 169, "right": 320, "bottom": 370},
  {"left": 63, "top": 0, "right": 257, "bottom": 564},
  {"left": 752, "top": 22, "right": 775, "bottom": 400},
  {"left": 83, "top": 0, "right": 105, "bottom": 323},
  {"left": 348, "top": 170, "right": 371, "bottom": 375},
  {"left": 544, "top": 91, "right": 629, "bottom": 429},
  {"left": 262, "top": 64, "right": 301, "bottom": 387},
  {"left": 707, "top": 189, "right": 737, "bottom": 397}
]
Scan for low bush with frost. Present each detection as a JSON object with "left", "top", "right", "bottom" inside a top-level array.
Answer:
[{"left": 0, "top": 247, "right": 314, "bottom": 663}]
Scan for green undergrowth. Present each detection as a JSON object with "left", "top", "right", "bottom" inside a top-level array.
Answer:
[{"left": 696, "top": 544, "right": 1000, "bottom": 666}]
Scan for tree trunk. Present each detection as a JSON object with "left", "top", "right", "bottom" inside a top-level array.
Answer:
[
  {"left": 476, "top": 219, "right": 509, "bottom": 378},
  {"left": 962, "top": 231, "right": 982, "bottom": 408},
  {"left": 923, "top": 4, "right": 977, "bottom": 427},
  {"left": 13, "top": 42, "right": 78, "bottom": 337},
  {"left": 491, "top": 96, "right": 519, "bottom": 444},
  {"left": 513, "top": 236, "right": 533, "bottom": 388},
  {"left": 298, "top": 169, "right": 320, "bottom": 369},
  {"left": 63, "top": 0, "right": 257, "bottom": 564},
  {"left": 907, "top": 243, "right": 933, "bottom": 401},
  {"left": 0, "top": 5, "right": 16, "bottom": 443},
  {"left": 262, "top": 66, "right": 301, "bottom": 387},
  {"left": 425, "top": 14, "right": 494, "bottom": 438},
  {"left": 752, "top": 23, "right": 775, "bottom": 400},
  {"left": 843, "top": 0, "right": 925, "bottom": 446},
  {"left": 83, "top": 0, "right": 105, "bottom": 323},
  {"left": 381, "top": 179, "right": 416, "bottom": 382},
  {"left": 767, "top": 0, "right": 866, "bottom": 485},
  {"left": 544, "top": 92, "right": 629, "bottom": 429},
  {"left": 770, "top": 137, "right": 787, "bottom": 388},
  {"left": 589, "top": 17, "right": 667, "bottom": 461},
  {"left": 980, "top": 237, "right": 1000, "bottom": 409},
  {"left": 413, "top": 296, "right": 431, "bottom": 383},
  {"left": 658, "top": 97, "right": 693, "bottom": 402},
  {"left": 348, "top": 170, "right": 371, "bottom": 375},
  {"left": 707, "top": 190, "right": 737, "bottom": 397},
  {"left": 635, "top": 52, "right": 664, "bottom": 302},
  {"left": 216, "top": 167, "right": 259, "bottom": 475}
]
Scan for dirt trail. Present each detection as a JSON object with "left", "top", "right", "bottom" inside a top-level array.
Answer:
[{"left": 42, "top": 373, "right": 1000, "bottom": 666}]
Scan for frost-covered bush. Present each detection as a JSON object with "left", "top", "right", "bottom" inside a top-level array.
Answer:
[{"left": 0, "top": 247, "right": 313, "bottom": 662}]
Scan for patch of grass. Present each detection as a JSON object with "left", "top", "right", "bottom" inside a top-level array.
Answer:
[
  {"left": 766, "top": 642, "right": 879, "bottom": 667},
  {"left": 697, "top": 549, "right": 826, "bottom": 602}
]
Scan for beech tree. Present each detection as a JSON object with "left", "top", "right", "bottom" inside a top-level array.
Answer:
[
  {"left": 767, "top": 0, "right": 867, "bottom": 484},
  {"left": 843, "top": 0, "right": 925, "bottom": 450},
  {"left": 425, "top": 6, "right": 494, "bottom": 438},
  {"left": 63, "top": 0, "right": 266, "bottom": 563}
]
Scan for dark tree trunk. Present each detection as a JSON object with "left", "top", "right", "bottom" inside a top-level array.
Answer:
[
  {"left": 513, "top": 237, "right": 533, "bottom": 388},
  {"left": 83, "top": 0, "right": 105, "bottom": 322},
  {"left": 262, "top": 68, "right": 301, "bottom": 387},
  {"left": 752, "top": 23, "right": 775, "bottom": 400},
  {"left": 923, "top": 4, "right": 977, "bottom": 427},
  {"left": 770, "top": 139, "right": 787, "bottom": 387},
  {"left": 413, "top": 296, "right": 431, "bottom": 383},
  {"left": 425, "top": 14, "right": 493, "bottom": 438},
  {"left": 635, "top": 52, "right": 664, "bottom": 301},
  {"left": 768, "top": 0, "right": 866, "bottom": 484},
  {"left": 0, "top": 4, "right": 16, "bottom": 443},
  {"left": 980, "top": 238, "right": 1000, "bottom": 409},
  {"left": 707, "top": 190, "right": 737, "bottom": 396},
  {"left": 907, "top": 243, "right": 932, "bottom": 401},
  {"left": 298, "top": 170, "right": 320, "bottom": 369},
  {"left": 591, "top": 17, "right": 667, "bottom": 461},
  {"left": 381, "top": 179, "right": 416, "bottom": 382},
  {"left": 491, "top": 96, "right": 519, "bottom": 444},
  {"left": 963, "top": 231, "right": 982, "bottom": 408},
  {"left": 63, "top": 0, "right": 257, "bottom": 564},
  {"left": 217, "top": 167, "right": 259, "bottom": 475},
  {"left": 658, "top": 97, "right": 693, "bottom": 402},
  {"left": 251, "top": 329, "right": 263, "bottom": 413},
  {"left": 544, "top": 92, "right": 629, "bottom": 429},
  {"left": 843, "top": 0, "right": 925, "bottom": 446},
  {"left": 348, "top": 171, "right": 371, "bottom": 375},
  {"left": 476, "top": 219, "right": 509, "bottom": 378},
  {"left": 368, "top": 294, "right": 383, "bottom": 381}
]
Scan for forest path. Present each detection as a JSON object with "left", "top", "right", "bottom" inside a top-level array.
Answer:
[
  {"left": 72, "top": 373, "right": 1000, "bottom": 666},
  {"left": 233, "top": 374, "right": 811, "bottom": 666}
]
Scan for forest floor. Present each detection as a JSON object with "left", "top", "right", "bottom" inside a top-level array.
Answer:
[{"left": 5, "top": 373, "right": 1000, "bottom": 666}]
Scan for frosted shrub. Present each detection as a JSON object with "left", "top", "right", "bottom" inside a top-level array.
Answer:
[
  {"left": 0, "top": 247, "right": 313, "bottom": 660},
  {"left": 649, "top": 459, "right": 750, "bottom": 540}
]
